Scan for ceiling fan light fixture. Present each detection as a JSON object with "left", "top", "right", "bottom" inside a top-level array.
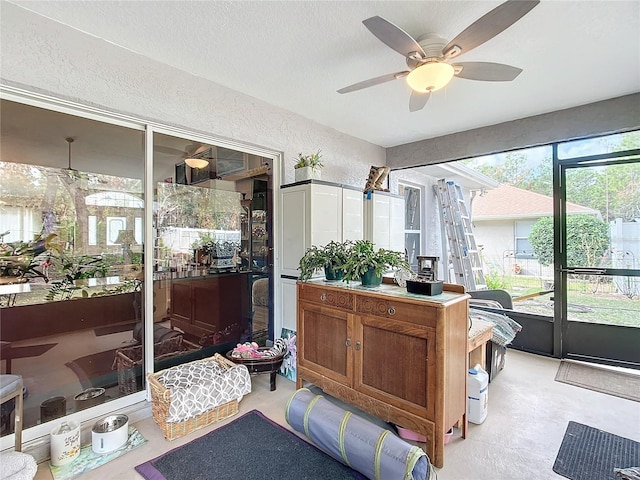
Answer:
[
  {"left": 406, "top": 62, "right": 454, "bottom": 93},
  {"left": 185, "top": 157, "right": 209, "bottom": 169}
]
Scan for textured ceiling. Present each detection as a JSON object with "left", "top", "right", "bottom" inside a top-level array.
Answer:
[{"left": 6, "top": 0, "right": 640, "bottom": 148}]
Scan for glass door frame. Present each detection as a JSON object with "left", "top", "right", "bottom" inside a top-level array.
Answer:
[{"left": 554, "top": 144, "right": 640, "bottom": 369}]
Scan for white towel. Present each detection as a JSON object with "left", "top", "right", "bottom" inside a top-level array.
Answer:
[{"left": 0, "top": 451, "right": 38, "bottom": 480}]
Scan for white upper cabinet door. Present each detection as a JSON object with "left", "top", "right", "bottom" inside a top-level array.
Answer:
[
  {"left": 364, "top": 190, "right": 405, "bottom": 253},
  {"left": 342, "top": 187, "right": 363, "bottom": 242}
]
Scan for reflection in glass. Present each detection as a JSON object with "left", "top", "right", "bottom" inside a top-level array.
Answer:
[{"left": 0, "top": 149, "right": 145, "bottom": 435}]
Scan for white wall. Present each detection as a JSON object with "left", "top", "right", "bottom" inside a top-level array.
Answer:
[
  {"left": 474, "top": 219, "right": 554, "bottom": 279},
  {"left": 388, "top": 170, "right": 444, "bottom": 275},
  {"left": 473, "top": 220, "right": 514, "bottom": 273},
  {"left": 0, "top": 3, "right": 384, "bottom": 187}
]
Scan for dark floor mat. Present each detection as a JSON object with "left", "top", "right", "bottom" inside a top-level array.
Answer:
[{"left": 553, "top": 421, "right": 640, "bottom": 480}]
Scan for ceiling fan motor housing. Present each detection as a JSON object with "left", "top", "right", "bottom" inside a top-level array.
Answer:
[{"left": 407, "top": 33, "right": 448, "bottom": 68}]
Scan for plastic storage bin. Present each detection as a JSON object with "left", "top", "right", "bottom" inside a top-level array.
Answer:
[
  {"left": 486, "top": 341, "right": 506, "bottom": 383},
  {"left": 467, "top": 364, "right": 488, "bottom": 424}
]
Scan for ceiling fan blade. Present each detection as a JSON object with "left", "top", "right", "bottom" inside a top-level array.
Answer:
[
  {"left": 454, "top": 62, "right": 522, "bottom": 81},
  {"left": 409, "top": 91, "right": 430, "bottom": 112},
  {"left": 363, "top": 16, "right": 425, "bottom": 60},
  {"left": 442, "top": 0, "right": 539, "bottom": 59},
  {"left": 337, "top": 71, "right": 409, "bottom": 94}
]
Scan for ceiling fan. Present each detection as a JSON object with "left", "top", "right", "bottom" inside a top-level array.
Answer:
[{"left": 337, "top": 0, "right": 539, "bottom": 112}]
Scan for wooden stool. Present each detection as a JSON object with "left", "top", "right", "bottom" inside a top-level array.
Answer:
[{"left": 468, "top": 318, "right": 493, "bottom": 370}]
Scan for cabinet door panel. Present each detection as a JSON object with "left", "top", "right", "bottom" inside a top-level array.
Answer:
[
  {"left": 170, "top": 282, "right": 192, "bottom": 322},
  {"left": 298, "top": 302, "right": 351, "bottom": 385},
  {"left": 281, "top": 189, "right": 307, "bottom": 276},
  {"left": 310, "top": 185, "right": 341, "bottom": 246},
  {"left": 342, "top": 188, "right": 363, "bottom": 241},
  {"left": 193, "top": 275, "right": 249, "bottom": 335},
  {"left": 355, "top": 315, "right": 435, "bottom": 418}
]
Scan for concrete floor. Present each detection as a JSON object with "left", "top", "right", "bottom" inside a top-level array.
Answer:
[{"left": 30, "top": 349, "right": 639, "bottom": 480}]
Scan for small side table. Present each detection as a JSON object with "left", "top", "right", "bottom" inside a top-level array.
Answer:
[
  {"left": 225, "top": 350, "right": 285, "bottom": 391},
  {"left": 468, "top": 318, "right": 493, "bottom": 370}
]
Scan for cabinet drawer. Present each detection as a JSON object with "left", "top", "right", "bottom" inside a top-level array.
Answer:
[
  {"left": 298, "top": 284, "right": 354, "bottom": 311},
  {"left": 356, "top": 296, "right": 437, "bottom": 327}
]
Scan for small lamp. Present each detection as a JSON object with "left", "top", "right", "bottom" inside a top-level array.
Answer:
[
  {"left": 406, "top": 62, "right": 455, "bottom": 93},
  {"left": 185, "top": 157, "right": 209, "bottom": 169},
  {"left": 185, "top": 146, "right": 210, "bottom": 169}
]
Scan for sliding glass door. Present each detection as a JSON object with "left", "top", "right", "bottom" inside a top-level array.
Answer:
[{"left": 556, "top": 139, "right": 640, "bottom": 368}]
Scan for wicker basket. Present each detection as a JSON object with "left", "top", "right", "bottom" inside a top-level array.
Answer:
[
  {"left": 147, "top": 353, "right": 240, "bottom": 441},
  {"left": 114, "top": 336, "right": 198, "bottom": 394}
]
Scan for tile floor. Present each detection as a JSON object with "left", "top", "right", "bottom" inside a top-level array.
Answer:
[{"left": 28, "top": 349, "right": 639, "bottom": 480}]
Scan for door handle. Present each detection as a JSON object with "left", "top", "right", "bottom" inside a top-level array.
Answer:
[
  {"left": 345, "top": 338, "right": 351, "bottom": 347},
  {"left": 355, "top": 341, "right": 361, "bottom": 350},
  {"left": 564, "top": 268, "right": 606, "bottom": 275}
]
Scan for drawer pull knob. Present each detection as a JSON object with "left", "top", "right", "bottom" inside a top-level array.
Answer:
[
  {"left": 388, "top": 306, "right": 396, "bottom": 315},
  {"left": 346, "top": 338, "right": 352, "bottom": 347},
  {"left": 356, "top": 341, "right": 361, "bottom": 350},
  {"left": 320, "top": 293, "right": 327, "bottom": 301}
]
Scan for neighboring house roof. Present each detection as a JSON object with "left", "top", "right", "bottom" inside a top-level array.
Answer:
[{"left": 472, "top": 183, "right": 601, "bottom": 220}]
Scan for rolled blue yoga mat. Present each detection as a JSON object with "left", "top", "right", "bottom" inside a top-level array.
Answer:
[{"left": 286, "top": 388, "right": 431, "bottom": 480}]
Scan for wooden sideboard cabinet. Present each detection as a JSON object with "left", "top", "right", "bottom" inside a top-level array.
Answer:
[
  {"left": 296, "top": 280, "right": 469, "bottom": 468},
  {"left": 170, "top": 272, "right": 250, "bottom": 341}
]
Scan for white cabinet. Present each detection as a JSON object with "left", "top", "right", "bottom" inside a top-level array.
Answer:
[
  {"left": 280, "top": 181, "right": 363, "bottom": 277},
  {"left": 363, "top": 190, "right": 405, "bottom": 253}
]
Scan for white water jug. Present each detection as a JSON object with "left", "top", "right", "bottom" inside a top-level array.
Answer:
[
  {"left": 50, "top": 421, "right": 80, "bottom": 466},
  {"left": 467, "top": 364, "right": 489, "bottom": 424}
]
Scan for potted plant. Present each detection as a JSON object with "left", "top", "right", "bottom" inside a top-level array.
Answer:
[
  {"left": 298, "top": 240, "right": 351, "bottom": 281},
  {"left": 294, "top": 150, "right": 323, "bottom": 182},
  {"left": 339, "top": 240, "right": 410, "bottom": 287}
]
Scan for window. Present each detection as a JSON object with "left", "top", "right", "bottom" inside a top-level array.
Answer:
[
  {"left": 106, "top": 217, "right": 127, "bottom": 245},
  {"left": 88, "top": 215, "right": 97, "bottom": 245},
  {"left": 514, "top": 220, "right": 535, "bottom": 258}
]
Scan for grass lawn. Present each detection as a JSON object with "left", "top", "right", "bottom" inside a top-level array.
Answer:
[{"left": 495, "top": 275, "right": 640, "bottom": 327}]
